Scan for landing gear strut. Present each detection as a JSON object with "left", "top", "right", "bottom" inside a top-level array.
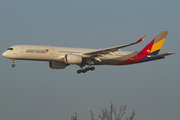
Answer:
[
  {"left": 77, "top": 65, "right": 95, "bottom": 74},
  {"left": 11, "top": 59, "right": 16, "bottom": 67}
]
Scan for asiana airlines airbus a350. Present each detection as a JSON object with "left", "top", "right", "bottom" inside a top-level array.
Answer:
[{"left": 2, "top": 31, "right": 175, "bottom": 74}]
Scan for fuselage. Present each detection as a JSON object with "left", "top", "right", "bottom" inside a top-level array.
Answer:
[{"left": 2, "top": 45, "right": 136, "bottom": 65}]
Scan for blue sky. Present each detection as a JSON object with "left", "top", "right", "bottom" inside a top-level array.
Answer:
[{"left": 0, "top": 0, "right": 179, "bottom": 120}]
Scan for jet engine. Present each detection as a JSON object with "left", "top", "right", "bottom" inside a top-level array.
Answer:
[
  {"left": 49, "top": 61, "right": 67, "bottom": 69},
  {"left": 64, "top": 54, "right": 82, "bottom": 64}
]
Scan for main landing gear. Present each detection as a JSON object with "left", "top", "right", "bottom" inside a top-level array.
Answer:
[
  {"left": 11, "top": 59, "right": 16, "bottom": 67},
  {"left": 77, "top": 65, "right": 95, "bottom": 74}
]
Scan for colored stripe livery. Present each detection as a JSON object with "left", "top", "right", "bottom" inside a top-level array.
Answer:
[{"left": 116, "top": 31, "right": 169, "bottom": 65}]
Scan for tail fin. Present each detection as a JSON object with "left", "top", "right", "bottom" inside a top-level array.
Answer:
[
  {"left": 137, "top": 31, "right": 169, "bottom": 62},
  {"left": 116, "top": 31, "right": 172, "bottom": 65},
  {"left": 150, "top": 31, "right": 169, "bottom": 55}
]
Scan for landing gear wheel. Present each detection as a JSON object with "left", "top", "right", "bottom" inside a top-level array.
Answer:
[
  {"left": 90, "top": 67, "right": 95, "bottom": 71},
  {"left": 12, "top": 64, "right": 16, "bottom": 67},
  {"left": 82, "top": 69, "right": 87, "bottom": 73},
  {"left": 77, "top": 70, "right": 82, "bottom": 74},
  {"left": 85, "top": 67, "right": 90, "bottom": 71}
]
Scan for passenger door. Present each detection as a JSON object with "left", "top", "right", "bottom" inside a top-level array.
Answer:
[{"left": 19, "top": 46, "right": 24, "bottom": 53}]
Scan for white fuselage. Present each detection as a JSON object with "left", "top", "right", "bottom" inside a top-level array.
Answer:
[{"left": 2, "top": 45, "right": 134, "bottom": 65}]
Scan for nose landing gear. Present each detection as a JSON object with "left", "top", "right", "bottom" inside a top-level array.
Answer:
[{"left": 11, "top": 59, "right": 16, "bottom": 67}]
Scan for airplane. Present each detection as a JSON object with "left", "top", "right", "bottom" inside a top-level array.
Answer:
[{"left": 2, "top": 31, "right": 175, "bottom": 74}]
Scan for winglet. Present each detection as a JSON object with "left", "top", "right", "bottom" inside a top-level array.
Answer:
[{"left": 136, "top": 35, "right": 146, "bottom": 43}]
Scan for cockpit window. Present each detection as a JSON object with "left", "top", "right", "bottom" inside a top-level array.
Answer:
[{"left": 7, "top": 48, "right": 13, "bottom": 50}]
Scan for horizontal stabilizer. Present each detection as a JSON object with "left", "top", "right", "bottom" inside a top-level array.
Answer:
[{"left": 147, "top": 52, "right": 175, "bottom": 58}]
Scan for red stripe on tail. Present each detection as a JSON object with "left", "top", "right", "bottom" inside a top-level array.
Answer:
[{"left": 116, "top": 39, "right": 155, "bottom": 65}]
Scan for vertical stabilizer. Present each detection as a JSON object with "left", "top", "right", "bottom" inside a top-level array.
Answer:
[
  {"left": 117, "top": 31, "right": 169, "bottom": 65},
  {"left": 137, "top": 31, "right": 169, "bottom": 62},
  {"left": 150, "top": 31, "right": 169, "bottom": 55}
]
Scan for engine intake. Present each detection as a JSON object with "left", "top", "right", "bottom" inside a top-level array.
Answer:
[{"left": 64, "top": 54, "right": 82, "bottom": 64}]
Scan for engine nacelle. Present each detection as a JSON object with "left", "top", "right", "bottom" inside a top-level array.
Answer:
[
  {"left": 49, "top": 61, "right": 67, "bottom": 69},
  {"left": 64, "top": 54, "right": 82, "bottom": 64}
]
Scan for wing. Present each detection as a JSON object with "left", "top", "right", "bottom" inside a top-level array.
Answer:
[{"left": 83, "top": 35, "right": 146, "bottom": 58}]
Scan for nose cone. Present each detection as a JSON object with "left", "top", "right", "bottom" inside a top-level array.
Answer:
[{"left": 2, "top": 51, "right": 7, "bottom": 57}]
